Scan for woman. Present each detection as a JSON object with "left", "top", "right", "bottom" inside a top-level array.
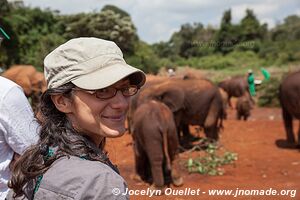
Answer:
[{"left": 7, "top": 37, "right": 146, "bottom": 200}]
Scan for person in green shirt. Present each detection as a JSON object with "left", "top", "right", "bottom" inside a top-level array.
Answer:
[
  {"left": 261, "top": 68, "right": 270, "bottom": 82},
  {"left": 247, "top": 69, "right": 256, "bottom": 96}
]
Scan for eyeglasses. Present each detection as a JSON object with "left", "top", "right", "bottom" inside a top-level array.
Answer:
[{"left": 72, "top": 85, "right": 139, "bottom": 100}]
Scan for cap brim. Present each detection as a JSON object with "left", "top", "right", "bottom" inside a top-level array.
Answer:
[{"left": 71, "top": 63, "right": 146, "bottom": 90}]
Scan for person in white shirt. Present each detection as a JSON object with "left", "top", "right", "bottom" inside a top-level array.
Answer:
[{"left": 0, "top": 76, "right": 39, "bottom": 200}]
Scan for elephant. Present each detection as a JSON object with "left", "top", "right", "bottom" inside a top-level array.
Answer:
[
  {"left": 132, "top": 100, "right": 183, "bottom": 191},
  {"left": 2, "top": 65, "right": 47, "bottom": 112},
  {"left": 279, "top": 70, "right": 300, "bottom": 147},
  {"left": 2, "top": 65, "right": 37, "bottom": 96},
  {"left": 236, "top": 93, "right": 253, "bottom": 121},
  {"left": 127, "top": 75, "right": 168, "bottom": 134},
  {"left": 2, "top": 65, "right": 47, "bottom": 96},
  {"left": 135, "top": 78, "right": 224, "bottom": 142},
  {"left": 218, "top": 76, "right": 251, "bottom": 108}
]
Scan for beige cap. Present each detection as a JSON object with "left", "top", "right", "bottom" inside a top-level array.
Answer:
[{"left": 44, "top": 37, "right": 146, "bottom": 90}]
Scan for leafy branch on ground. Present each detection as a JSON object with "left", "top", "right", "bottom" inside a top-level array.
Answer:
[{"left": 186, "top": 139, "right": 238, "bottom": 176}]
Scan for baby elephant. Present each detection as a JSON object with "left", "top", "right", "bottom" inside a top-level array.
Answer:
[
  {"left": 236, "top": 94, "right": 253, "bottom": 121},
  {"left": 132, "top": 100, "right": 183, "bottom": 192}
]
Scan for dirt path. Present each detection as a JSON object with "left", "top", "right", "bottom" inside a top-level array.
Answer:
[{"left": 106, "top": 107, "right": 300, "bottom": 200}]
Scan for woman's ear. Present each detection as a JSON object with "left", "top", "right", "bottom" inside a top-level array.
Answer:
[{"left": 51, "top": 94, "right": 72, "bottom": 113}]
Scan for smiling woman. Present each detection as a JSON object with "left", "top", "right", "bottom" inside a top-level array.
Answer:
[{"left": 7, "top": 37, "right": 146, "bottom": 200}]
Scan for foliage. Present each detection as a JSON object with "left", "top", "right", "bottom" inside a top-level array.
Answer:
[
  {"left": 125, "top": 41, "right": 162, "bottom": 74},
  {"left": 172, "top": 50, "right": 265, "bottom": 71},
  {"left": 214, "top": 9, "right": 239, "bottom": 54},
  {"left": 155, "top": 23, "right": 216, "bottom": 59},
  {"left": 0, "top": 1, "right": 138, "bottom": 68},
  {"left": 152, "top": 41, "right": 175, "bottom": 58},
  {"left": 186, "top": 140, "right": 238, "bottom": 175},
  {"left": 0, "top": 5, "right": 66, "bottom": 68},
  {"left": 101, "top": 5, "right": 130, "bottom": 18},
  {"left": 62, "top": 7, "right": 138, "bottom": 53},
  {"left": 155, "top": 9, "right": 298, "bottom": 63},
  {"left": 257, "top": 77, "right": 281, "bottom": 107},
  {"left": 0, "top": 0, "right": 10, "bottom": 16},
  {"left": 239, "top": 9, "right": 267, "bottom": 42},
  {"left": 259, "top": 40, "right": 300, "bottom": 65},
  {"left": 0, "top": 0, "right": 299, "bottom": 78},
  {"left": 271, "top": 15, "right": 300, "bottom": 41}
]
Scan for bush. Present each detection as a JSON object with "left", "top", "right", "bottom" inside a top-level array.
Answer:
[
  {"left": 172, "top": 50, "right": 265, "bottom": 70},
  {"left": 259, "top": 40, "right": 300, "bottom": 65},
  {"left": 125, "top": 41, "right": 164, "bottom": 74},
  {"left": 234, "top": 40, "right": 262, "bottom": 53},
  {"left": 257, "top": 77, "right": 281, "bottom": 107}
]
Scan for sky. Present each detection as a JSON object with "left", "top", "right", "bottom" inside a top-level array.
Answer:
[{"left": 22, "top": 0, "right": 300, "bottom": 44}]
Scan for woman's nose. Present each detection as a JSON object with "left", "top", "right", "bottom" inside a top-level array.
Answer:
[{"left": 110, "top": 90, "right": 129, "bottom": 109}]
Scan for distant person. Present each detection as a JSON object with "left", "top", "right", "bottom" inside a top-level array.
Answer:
[
  {"left": 247, "top": 69, "right": 256, "bottom": 96},
  {"left": 167, "top": 68, "right": 175, "bottom": 77},
  {"left": 7, "top": 37, "right": 145, "bottom": 200},
  {"left": 260, "top": 67, "right": 270, "bottom": 82},
  {"left": 0, "top": 76, "right": 39, "bottom": 200}
]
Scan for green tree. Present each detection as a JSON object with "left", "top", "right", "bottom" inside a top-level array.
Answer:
[
  {"left": 126, "top": 41, "right": 161, "bottom": 73},
  {"left": 165, "top": 22, "right": 216, "bottom": 58},
  {"left": 240, "top": 9, "right": 265, "bottom": 41},
  {"left": 271, "top": 15, "right": 300, "bottom": 41},
  {"left": 259, "top": 15, "right": 300, "bottom": 63},
  {"left": 101, "top": 5, "right": 130, "bottom": 18},
  {"left": 214, "top": 9, "right": 239, "bottom": 54},
  {"left": 2, "top": 6, "right": 65, "bottom": 68},
  {"left": 152, "top": 41, "right": 174, "bottom": 58},
  {"left": 177, "top": 23, "right": 196, "bottom": 58},
  {"left": 0, "top": 0, "right": 10, "bottom": 16},
  {"left": 91, "top": 9, "right": 138, "bottom": 53},
  {"left": 0, "top": 0, "right": 19, "bottom": 67},
  {"left": 63, "top": 6, "right": 138, "bottom": 54}
]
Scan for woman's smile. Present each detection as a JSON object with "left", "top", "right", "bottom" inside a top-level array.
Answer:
[{"left": 101, "top": 114, "right": 126, "bottom": 122}]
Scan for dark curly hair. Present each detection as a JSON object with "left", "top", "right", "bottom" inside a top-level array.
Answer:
[{"left": 8, "top": 82, "right": 107, "bottom": 197}]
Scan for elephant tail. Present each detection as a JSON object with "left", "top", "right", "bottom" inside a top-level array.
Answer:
[
  {"left": 217, "top": 88, "right": 225, "bottom": 131},
  {"left": 162, "top": 129, "right": 172, "bottom": 172},
  {"left": 218, "top": 113, "right": 224, "bottom": 131},
  {"left": 214, "top": 104, "right": 224, "bottom": 133}
]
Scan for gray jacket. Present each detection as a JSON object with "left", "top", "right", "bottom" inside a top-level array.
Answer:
[{"left": 6, "top": 156, "right": 129, "bottom": 200}]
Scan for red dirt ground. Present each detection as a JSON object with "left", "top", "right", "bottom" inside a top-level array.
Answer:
[{"left": 106, "top": 107, "right": 300, "bottom": 200}]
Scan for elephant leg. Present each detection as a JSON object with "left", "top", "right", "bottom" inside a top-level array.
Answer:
[
  {"left": 228, "top": 95, "right": 233, "bottom": 108},
  {"left": 243, "top": 113, "right": 247, "bottom": 121},
  {"left": 181, "top": 124, "right": 198, "bottom": 141},
  {"left": 236, "top": 111, "right": 241, "bottom": 120},
  {"left": 127, "top": 115, "right": 132, "bottom": 134},
  {"left": 177, "top": 125, "right": 183, "bottom": 139},
  {"left": 134, "top": 141, "right": 151, "bottom": 182},
  {"left": 282, "top": 107, "right": 295, "bottom": 144},
  {"left": 170, "top": 154, "right": 183, "bottom": 187},
  {"left": 249, "top": 95, "right": 255, "bottom": 107},
  {"left": 182, "top": 123, "right": 190, "bottom": 137},
  {"left": 204, "top": 125, "right": 218, "bottom": 141},
  {"left": 146, "top": 141, "right": 165, "bottom": 188},
  {"left": 177, "top": 124, "right": 194, "bottom": 150},
  {"left": 177, "top": 125, "right": 182, "bottom": 139},
  {"left": 297, "top": 121, "right": 300, "bottom": 148}
]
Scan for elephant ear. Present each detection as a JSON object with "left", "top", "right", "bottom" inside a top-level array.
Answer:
[
  {"left": 31, "top": 72, "right": 47, "bottom": 93},
  {"left": 157, "top": 87, "right": 184, "bottom": 112}
]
